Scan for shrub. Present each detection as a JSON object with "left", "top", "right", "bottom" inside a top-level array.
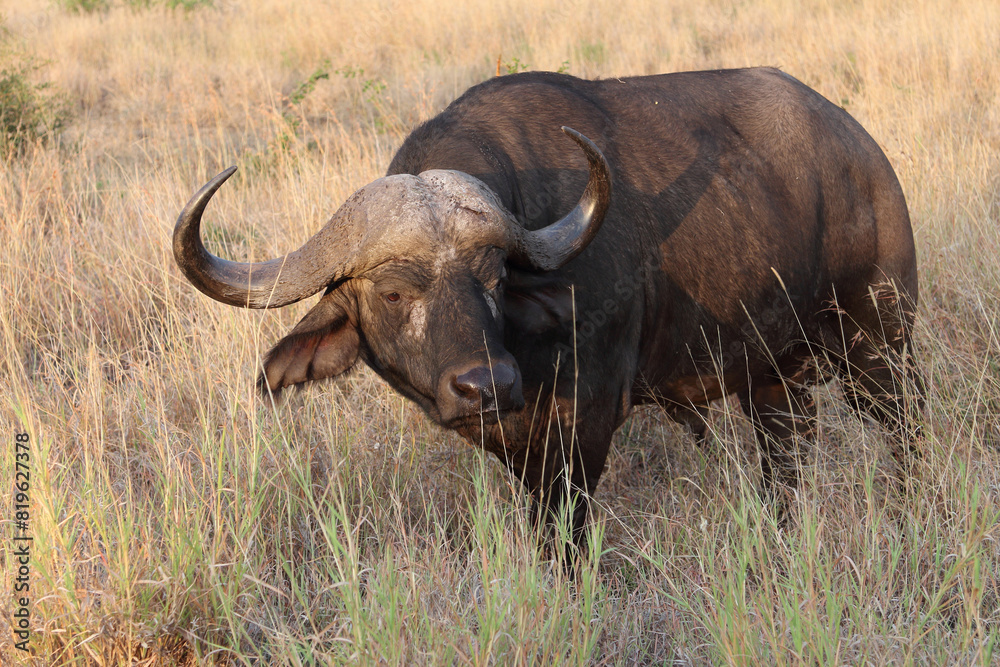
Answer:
[{"left": 0, "top": 45, "right": 71, "bottom": 155}]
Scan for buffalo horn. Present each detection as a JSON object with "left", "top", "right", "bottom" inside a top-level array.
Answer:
[
  {"left": 173, "top": 167, "right": 358, "bottom": 308},
  {"left": 508, "top": 127, "right": 612, "bottom": 272}
]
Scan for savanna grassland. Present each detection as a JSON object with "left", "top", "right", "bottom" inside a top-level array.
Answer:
[{"left": 1, "top": 0, "right": 999, "bottom": 664}]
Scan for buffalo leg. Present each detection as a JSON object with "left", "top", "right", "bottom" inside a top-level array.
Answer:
[
  {"left": 667, "top": 402, "right": 710, "bottom": 442},
  {"left": 839, "top": 338, "right": 922, "bottom": 440},
  {"left": 505, "top": 405, "right": 615, "bottom": 550},
  {"left": 739, "top": 376, "right": 817, "bottom": 497},
  {"left": 835, "top": 284, "right": 924, "bottom": 462}
]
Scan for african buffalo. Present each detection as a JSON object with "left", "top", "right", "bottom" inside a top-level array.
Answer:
[{"left": 174, "top": 68, "right": 921, "bottom": 543}]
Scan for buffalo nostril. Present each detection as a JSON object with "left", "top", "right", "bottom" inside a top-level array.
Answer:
[
  {"left": 452, "top": 367, "right": 496, "bottom": 401},
  {"left": 452, "top": 368, "right": 484, "bottom": 400},
  {"left": 451, "top": 363, "right": 519, "bottom": 411}
]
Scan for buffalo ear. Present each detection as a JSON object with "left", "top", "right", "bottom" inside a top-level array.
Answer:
[
  {"left": 258, "top": 293, "right": 359, "bottom": 396},
  {"left": 503, "top": 269, "right": 575, "bottom": 335}
]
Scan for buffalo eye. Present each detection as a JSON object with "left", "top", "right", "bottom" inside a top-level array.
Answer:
[
  {"left": 493, "top": 266, "right": 508, "bottom": 290},
  {"left": 484, "top": 268, "right": 507, "bottom": 292},
  {"left": 384, "top": 292, "right": 401, "bottom": 303}
]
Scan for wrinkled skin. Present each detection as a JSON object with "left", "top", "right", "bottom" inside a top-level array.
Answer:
[{"left": 175, "top": 67, "right": 922, "bottom": 547}]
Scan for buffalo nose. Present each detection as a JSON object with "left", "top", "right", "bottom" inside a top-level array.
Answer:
[{"left": 449, "top": 362, "right": 523, "bottom": 414}]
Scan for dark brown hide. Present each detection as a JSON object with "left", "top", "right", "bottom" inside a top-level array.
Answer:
[
  {"left": 385, "top": 68, "right": 921, "bottom": 539},
  {"left": 175, "top": 67, "right": 921, "bottom": 546}
]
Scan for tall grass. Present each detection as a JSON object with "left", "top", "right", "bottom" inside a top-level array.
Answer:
[{"left": 1, "top": 0, "right": 998, "bottom": 663}]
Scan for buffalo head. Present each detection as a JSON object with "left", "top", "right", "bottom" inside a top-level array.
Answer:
[{"left": 173, "top": 127, "right": 611, "bottom": 428}]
